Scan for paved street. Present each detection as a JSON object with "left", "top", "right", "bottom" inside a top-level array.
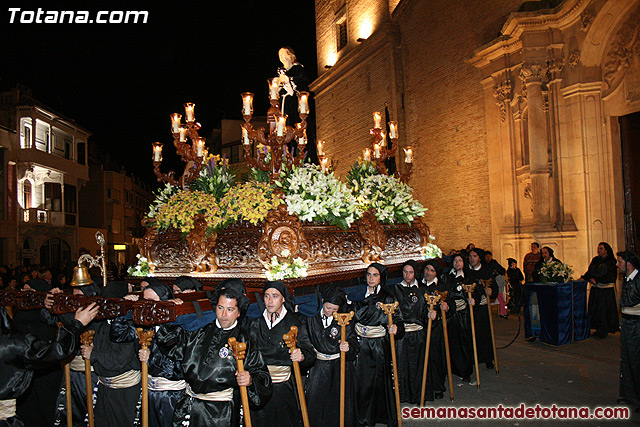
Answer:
[{"left": 400, "top": 313, "right": 636, "bottom": 426}]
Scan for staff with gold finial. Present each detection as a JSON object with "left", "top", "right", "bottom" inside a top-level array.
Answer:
[
  {"left": 333, "top": 311, "right": 355, "bottom": 427},
  {"left": 378, "top": 301, "right": 402, "bottom": 427},
  {"left": 136, "top": 328, "right": 154, "bottom": 427},
  {"left": 436, "top": 290, "right": 455, "bottom": 401},
  {"left": 462, "top": 283, "right": 481, "bottom": 389},
  {"left": 419, "top": 293, "right": 441, "bottom": 407},
  {"left": 80, "top": 330, "right": 96, "bottom": 427},
  {"left": 228, "top": 337, "right": 252, "bottom": 427},
  {"left": 480, "top": 279, "right": 499, "bottom": 374},
  {"left": 283, "top": 326, "right": 310, "bottom": 427}
]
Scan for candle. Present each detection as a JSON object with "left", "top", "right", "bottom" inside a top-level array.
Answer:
[
  {"left": 242, "top": 92, "right": 253, "bottom": 116},
  {"left": 276, "top": 115, "right": 287, "bottom": 137},
  {"left": 269, "top": 78, "right": 280, "bottom": 100},
  {"left": 179, "top": 127, "right": 186, "bottom": 142},
  {"left": 298, "top": 129, "right": 307, "bottom": 146},
  {"left": 196, "top": 138, "right": 205, "bottom": 157},
  {"left": 320, "top": 157, "right": 330, "bottom": 172},
  {"left": 242, "top": 127, "right": 250, "bottom": 145},
  {"left": 363, "top": 148, "right": 372, "bottom": 162},
  {"left": 373, "top": 143, "right": 381, "bottom": 159},
  {"left": 298, "top": 92, "right": 309, "bottom": 114},
  {"left": 380, "top": 131, "right": 387, "bottom": 145},
  {"left": 317, "top": 140, "right": 325, "bottom": 157},
  {"left": 171, "top": 113, "right": 182, "bottom": 133},
  {"left": 403, "top": 147, "right": 413, "bottom": 164},
  {"left": 373, "top": 111, "right": 382, "bottom": 129},
  {"left": 389, "top": 121, "right": 398, "bottom": 139},
  {"left": 152, "top": 142, "right": 163, "bottom": 162},
  {"left": 184, "top": 103, "right": 195, "bottom": 122}
]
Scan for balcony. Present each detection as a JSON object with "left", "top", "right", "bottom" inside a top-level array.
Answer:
[{"left": 21, "top": 209, "right": 65, "bottom": 226}]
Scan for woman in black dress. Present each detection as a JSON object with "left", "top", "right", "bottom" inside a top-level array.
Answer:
[{"left": 582, "top": 242, "right": 619, "bottom": 338}]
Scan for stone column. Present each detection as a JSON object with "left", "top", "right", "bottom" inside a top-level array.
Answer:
[{"left": 520, "top": 63, "right": 551, "bottom": 225}]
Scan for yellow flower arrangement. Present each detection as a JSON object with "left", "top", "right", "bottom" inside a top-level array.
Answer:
[
  {"left": 221, "top": 181, "right": 282, "bottom": 225},
  {"left": 155, "top": 190, "right": 224, "bottom": 234}
]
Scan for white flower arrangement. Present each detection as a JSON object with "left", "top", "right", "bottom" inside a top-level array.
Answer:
[
  {"left": 147, "top": 183, "right": 179, "bottom": 219},
  {"left": 127, "top": 253, "right": 150, "bottom": 277},
  {"left": 421, "top": 240, "right": 443, "bottom": 260},
  {"left": 539, "top": 261, "right": 574, "bottom": 284},
  {"left": 264, "top": 251, "right": 309, "bottom": 281},
  {"left": 352, "top": 172, "right": 426, "bottom": 224},
  {"left": 277, "top": 164, "right": 359, "bottom": 230}
]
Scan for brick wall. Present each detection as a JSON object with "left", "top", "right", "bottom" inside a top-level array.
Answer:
[{"left": 314, "top": 0, "right": 523, "bottom": 254}]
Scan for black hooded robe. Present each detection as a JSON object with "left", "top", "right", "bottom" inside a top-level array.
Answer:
[
  {"left": 156, "top": 321, "right": 272, "bottom": 427},
  {"left": 302, "top": 310, "right": 359, "bottom": 427},
  {"left": 468, "top": 266, "right": 497, "bottom": 366},
  {"left": 446, "top": 270, "right": 474, "bottom": 379},
  {"left": 1, "top": 307, "right": 84, "bottom": 427},
  {"left": 354, "top": 285, "right": 405, "bottom": 427},
  {"left": 244, "top": 309, "right": 316, "bottom": 427}
]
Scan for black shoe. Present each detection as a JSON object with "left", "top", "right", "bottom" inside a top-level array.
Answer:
[
  {"left": 486, "top": 362, "right": 494, "bottom": 370},
  {"left": 435, "top": 391, "right": 444, "bottom": 399}
]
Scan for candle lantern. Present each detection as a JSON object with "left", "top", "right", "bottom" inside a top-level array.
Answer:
[
  {"left": 184, "top": 103, "right": 195, "bottom": 122},
  {"left": 171, "top": 114, "right": 182, "bottom": 133},
  {"left": 242, "top": 93, "right": 254, "bottom": 116},
  {"left": 373, "top": 112, "right": 382, "bottom": 129},
  {"left": 195, "top": 138, "right": 205, "bottom": 157},
  {"left": 403, "top": 147, "right": 413, "bottom": 164},
  {"left": 389, "top": 121, "right": 398, "bottom": 139},
  {"left": 363, "top": 148, "right": 372, "bottom": 162},
  {"left": 298, "top": 92, "right": 309, "bottom": 115},
  {"left": 152, "top": 142, "right": 163, "bottom": 162}
]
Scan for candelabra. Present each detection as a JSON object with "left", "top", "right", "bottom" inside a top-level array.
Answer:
[
  {"left": 151, "top": 102, "right": 208, "bottom": 189},
  {"left": 71, "top": 231, "right": 108, "bottom": 288},
  {"left": 240, "top": 78, "right": 310, "bottom": 182},
  {"left": 360, "top": 112, "right": 413, "bottom": 183}
]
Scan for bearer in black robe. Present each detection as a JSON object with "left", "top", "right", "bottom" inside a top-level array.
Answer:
[
  {"left": 244, "top": 281, "right": 316, "bottom": 427},
  {"left": 391, "top": 260, "right": 426, "bottom": 404},
  {"left": 303, "top": 286, "right": 359, "bottom": 427},
  {"left": 617, "top": 250, "right": 640, "bottom": 411},
  {"left": 156, "top": 285, "right": 272, "bottom": 427},
  {"left": 80, "top": 281, "right": 142, "bottom": 427},
  {"left": 111, "top": 281, "right": 186, "bottom": 427},
  {"left": 467, "top": 248, "right": 498, "bottom": 370},
  {"left": 446, "top": 253, "right": 474, "bottom": 382},
  {"left": 582, "top": 242, "right": 619, "bottom": 338},
  {"left": 44, "top": 281, "right": 102, "bottom": 427},
  {"left": 422, "top": 259, "right": 454, "bottom": 401},
  {"left": 354, "top": 263, "right": 404, "bottom": 427},
  {"left": 0, "top": 303, "right": 98, "bottom": 426}
]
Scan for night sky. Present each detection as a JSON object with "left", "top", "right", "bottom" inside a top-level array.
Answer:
[{"left": 1, "top": 0, "right": 317, "bottom": 188}]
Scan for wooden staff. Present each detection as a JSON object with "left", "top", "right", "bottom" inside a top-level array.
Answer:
[
  {"left": 420, "top": 294, "right": 441, "bottom": 407},
  {"left": 481, "top": 280, "right": 499, "bottom": 374},
  {"left": 136, "top": 328, "right": 154, "bottom": 427},
  {"left": 462, "top": 284, "right": 480, "bottom": 389},
  {"left": 80, "top": 330, "right": 95, "bottom": 427},
  {"left": 377, "top": 301, "right": 402, "bottom": 427},
  {"left": 283, "top": 326, "right": 310, "bottom": 427},
  {"left": 57, "top": 322, "right": 73, "bottom": 427},
  {"left": 333, "top": 311, "right": 354, "bottom": 427},
  {"left": 228, "top": 337, "right": 252, "bottom": 427},
  {"left": 436, "top": 291, "right": 454, "bottom": 401}
]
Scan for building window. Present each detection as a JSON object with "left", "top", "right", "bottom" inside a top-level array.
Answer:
[
  {"left": 77, "top": 142, "right": 85, "bottom": 164},
  {"left": 112, "top": 218, "right": 121, "bottom": 234},
  {"left": 22, "top": 180, "right": 32, "bottom": 209},
  {"left": 64, "top": 139, "right": 71, "bottom": 160},
  {"left": 21, "top": 122, "right": 32, "bottom": 149},
  {"left": 40, "top": 237, "right": 71, "bottom": 267},
  {"left": 64, "top": 184, "right": 77, "bottom": 213},
  {"left": 45, "top": 182, "right": 62, "bottom": 212},
  {"left": 336, "top": 18, "right": 348, "bottom": 51}
]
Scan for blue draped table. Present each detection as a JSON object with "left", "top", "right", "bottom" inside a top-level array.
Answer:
[{"left": 524, "top": 281, "right": 590, "bottom": 346}]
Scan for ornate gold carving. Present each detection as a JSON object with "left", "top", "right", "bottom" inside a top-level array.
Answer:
[
  {"left": 568, "top": 50, "right": 581, "bottom": 68},
  {"left": 358, "top": 210, "right": 386, "bottom": 264},
  {"left": 603, "top": 6, "right": 640, "bottom": 88},
  {"left": 186, "top": 214, "right": 218, "bottom": 273},
  {"left": 134, "top": 300, "right": 174, "bottom": 325},
  {"left": 519, "top": 63, "right": 544, "bottom": 85},
  {"left": 493, "top": 79, "right": 513, "bottom": 122},
  {"left": 258, "top": 203, "right": 310, "bottom": 264},
  {"left": 579, "top": 10, "right": 594, "bottom": 33}
]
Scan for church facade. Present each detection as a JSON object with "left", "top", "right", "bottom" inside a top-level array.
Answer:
[{"left": 311, "top": 0, "right": 640, "bottom": 276}]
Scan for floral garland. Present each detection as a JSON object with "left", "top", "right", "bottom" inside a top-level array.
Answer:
[
  {"left": 154, "top": 190, "right": 223, "bottom": 234},
  {"left": 264, "top": 249, "right": 309, "bottom": 280},
  {"left": 421, "top": 236, "right": 442, "bottom": 260},
  {"left": 347, "top": 161, "right": 426, "bottom": 224},
  {"left": 127, "top": 253, "right": 150, "bottom": 277},
  {"left": 220, "top": 181, "right": 282, "bottom": 226},
  {"left": 539, "top": 261, "right": 574, "bottom": 284},
  {"left": 276, "top": 164, "right": 359, "bottom": 230}
]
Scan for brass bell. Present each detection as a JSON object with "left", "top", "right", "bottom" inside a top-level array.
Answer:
[{"left": 70, "top": 265, "right": 94, "bottom": 286}]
